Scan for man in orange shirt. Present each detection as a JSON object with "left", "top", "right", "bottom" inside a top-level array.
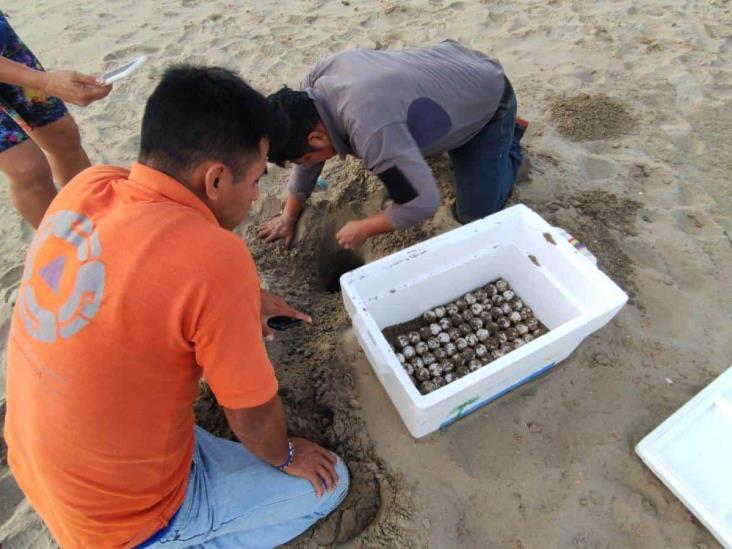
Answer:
[{"left": 4, "top": 66, "right": 348, "bottom": 548}]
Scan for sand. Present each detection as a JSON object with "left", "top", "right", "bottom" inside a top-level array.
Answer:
[{"left": 1, "top": 0, "right": 732, "bottom": 547}]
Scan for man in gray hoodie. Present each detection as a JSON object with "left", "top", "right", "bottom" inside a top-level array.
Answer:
[{"left": 258, "top": 40, "right": 527, "bottom": 249}]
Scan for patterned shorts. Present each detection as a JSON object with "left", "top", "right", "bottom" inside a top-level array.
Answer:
[{"left": 0, "top": 12, "right": 68, "bottom": 153}]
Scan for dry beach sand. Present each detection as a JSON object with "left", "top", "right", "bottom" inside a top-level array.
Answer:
[{"left": 1, "top": 1, "right": 731, "bottom": 547}]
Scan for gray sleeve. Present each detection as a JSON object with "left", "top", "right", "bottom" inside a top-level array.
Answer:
[
  {"left": 287, "top": 162, "right": 324, "bottom": 203},
  {"left": 360, "top": 123, "right": 441, "bottom": 229}
]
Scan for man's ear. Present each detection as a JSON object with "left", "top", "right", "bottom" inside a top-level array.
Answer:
[
  {"left": 203, "top": 164, "right": 227, "bottom": 201},
  {"left": 307, "top": 129, "right": 329, "bottom": 150}
]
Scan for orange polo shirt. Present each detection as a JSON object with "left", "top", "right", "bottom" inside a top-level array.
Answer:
[{"left": 4, "top": 163, "right": 278, "bottom": 548}]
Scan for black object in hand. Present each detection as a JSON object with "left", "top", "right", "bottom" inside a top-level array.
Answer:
[{"left": 267, "top": 316, "right": 304, "bottom": 331}]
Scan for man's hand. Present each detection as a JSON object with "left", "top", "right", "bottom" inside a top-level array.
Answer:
[
  {"left": 284, "top": 437, "right": 340, "bottom": 498},
  {"left": 335, "top": 220, "right": 369, "bottom": 250},
  {"left": 257, "top": 213, "right": 297, "bottom": 248},
  {"left": 41, "top": 70, "right": 112, "bottom": 107},
  {"left": 260, "top": 289, "right": 311, "bottom": 340}
]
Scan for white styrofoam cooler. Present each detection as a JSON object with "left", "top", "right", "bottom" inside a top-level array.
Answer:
[
  {"left": 636, "top": 366, "right": 732, "bottom": 549},
  {"left": 340, "top": 204, "right": 628, "bottom": 438}
]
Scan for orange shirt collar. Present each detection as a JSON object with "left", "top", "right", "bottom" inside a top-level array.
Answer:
[{"left": 128, "top": 162, "right": 219, "bottom": 226}]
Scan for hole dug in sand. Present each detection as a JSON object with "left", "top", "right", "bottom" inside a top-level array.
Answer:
[{"left": 316, "top": 214, "right": 366, "bottom": 293}]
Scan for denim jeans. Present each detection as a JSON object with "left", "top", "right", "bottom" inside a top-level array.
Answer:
[
  {"left": 448, "top": 91, "right": 522, "bottom": 223},
  {"left": 138, "top": 427, "right": 349, "bottom": 548}
]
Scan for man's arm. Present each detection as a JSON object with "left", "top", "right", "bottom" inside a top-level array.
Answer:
[
  {"left": 224, "top": 395, "right": 340, "bottom": 497},
  {"left": 0, "top": 57, "right": 112, "bottom": 106}
]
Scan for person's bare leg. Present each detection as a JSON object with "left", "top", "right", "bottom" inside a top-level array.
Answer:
[
  {"left": 30, "top": 114, "right": 90, "bottom": 186},
  {"left": 0, "top": 139, "right": 55, "bottom": 228}
]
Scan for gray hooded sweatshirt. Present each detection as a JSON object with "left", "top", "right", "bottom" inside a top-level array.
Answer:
[{"left": 288, "top": 39, "right": 506, "bottom": 229}]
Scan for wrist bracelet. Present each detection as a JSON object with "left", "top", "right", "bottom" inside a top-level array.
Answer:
[{"left": 276, "top": 438, "right": 295, "bottom": 471}]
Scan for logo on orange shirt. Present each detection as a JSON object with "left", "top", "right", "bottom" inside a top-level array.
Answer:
[{"left": 17, "top": 210, "right": 105, "bottom": 342}]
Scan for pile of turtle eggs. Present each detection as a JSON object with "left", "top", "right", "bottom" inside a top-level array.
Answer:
[{"left": 388, "top": 278, "right": 547, "bottom": 395}]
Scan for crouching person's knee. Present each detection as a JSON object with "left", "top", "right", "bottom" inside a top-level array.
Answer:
[{"left": 319, "top": 457, "right": 350, "bottom": 516}]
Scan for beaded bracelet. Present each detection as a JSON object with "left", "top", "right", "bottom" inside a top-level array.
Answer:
[{"left": 276, "top": 439, "right": 295, "bottom": 471}]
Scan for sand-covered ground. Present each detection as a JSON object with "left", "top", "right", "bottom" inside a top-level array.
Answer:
[{"left": 1, "top": 1, "right": 731, "bottom": 547}]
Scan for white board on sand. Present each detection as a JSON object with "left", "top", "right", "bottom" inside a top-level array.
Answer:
[{"left": 636, "top": 366, "right": 732, "bottom": 549}]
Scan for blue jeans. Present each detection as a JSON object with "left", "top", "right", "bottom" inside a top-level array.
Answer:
[
  {"left": 139, "top": 427, "right": 349, "bottom": 548},
  {"left": 448, "top": 91, "right": 522, "bottom": 223}
]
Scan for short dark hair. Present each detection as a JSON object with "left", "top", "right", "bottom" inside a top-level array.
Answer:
[
  {"left": 266, "top": 87, "right": 321, "bottom": 167},
  {"left": 139, "top": 65, "right": 272, "bottom": 178}
]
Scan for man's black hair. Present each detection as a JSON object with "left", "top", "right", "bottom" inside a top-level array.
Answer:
[
  {"left": 139, "top": 65, "right": 272, "bottom": 178},
  {"left": 266, "top": 87, "right": 321, "bottom": 167}
]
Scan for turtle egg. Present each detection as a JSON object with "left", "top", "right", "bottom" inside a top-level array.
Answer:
[
  {"left": 491, "top": 294, "right": 505, "bottom": 305},
  {"left": 420, "top": 380, "right": 436, "bottom": 394},
  {"left": 523, "top": 334, "right": 535, "bottom": 343},
  {"left": 465, "top": 333, "right": 479, "bottom": 347},
  {"left": 456, "top": 299, "right": 468, "bottom": 311},
  {"left": 422, "top": 352, "right": 436, "bottom": 366},
  {"left": 502, "top": 290, "right": 515, "bottom": 301},
  {"left": 526, "top": 318, "right": 539, "bottom": 331},
  {"left": 412, "top": 356, "right": 424, "bottom": 369},
  {"left": 428, "top": 362, "right": 443, "bottom": 377},
  {"left": 476, "top": 328, "right": 490, "bottom": 341},
  {"left": 433, "top": 377, "right": 446, "bottom": 389},
  {"left": 415, "top": 341, "right": 429, "bottom": 355},
  {"left": 461, "top": 309, "right": 474, "bottom": 322},
  {"left": 496, "top": 331, "right": 508, "bottom": 344},
  {"left": 427, "top": 338, "right": 440, "bottom": 350},
  {"left": 446, "top": 303, "right": 459, "bottom": 316},
  {"left": 404, "top": 362, "right": 414, "bottom": 376},
  {"left": 408, "top": 331, "right": 421, "bottom": 344},
  {"left": 434, "top": 347, "right": 447, "bottom": 360},
  {"left": 488, "top": 321, "right": 500, "bottom": 334},
  {"left": 444, "top": 342, "right": 457, "bottom": 356},
  {"left": 456, "top": 337, "right": 468, "bottom": 351},
  {"left": 444, "top": 372, "right": 456, "bottom": 384},
  {"left": 501, "top": 302, "right": 513, "bottom": 315},
  {"left": 439, "top": 317, "right": 452, "bottom": 331},
  {"left": 485, "top": 337, "right": 498, "bottom": 350},
  {"left": 396, "top": 334, "right": 410, "bottom": 349},
  {"left": 479, "top": 311, "right": 492, "bottom": 324},
  {"left": 415, "top": 367, "right": 431, "bottom": 381},
  {"left": 403, "top": 345, "right": 416, "bottom": 359},
  {"left": 422, "top": 310, "right": 437, "bottom": 322},
  {"left": 456, "top": 366, "right": 470, "bottom": 377},
  {"left": 485, "top": 284, "right": 498, "bottom": 297},
  {"left": 419, "top": 326, "right": 432, "bottom": 340},
  {"left": 512, "top": 299, "right": 524, "bottom": 311},
  {"left": 469, "top": 317, "right": 484, "bottom": 331},
  {"left": 512, "top": 339, "right": 525, "bottom": 350},
  {"left": 396, "top": 352, "right": 405, "bottom": 364},
  {"left": 470, "top": 303, "right": 484, "bottom": 315},
  {"left": 464, "top": 292, "right": 477, "bottom": 305},
  {"left": 458, "top": 323, "right": 472, "bottom": 336},
  {"left": 461, "top": 348, "right": 476, "bottom": 362},
  {"left": 495, "top": 279, "right": 509, "bottom": 292},
  {"left": 447, "top": 327, "right": 461, "bottom": 340},
  {"left": 469, "top": 359, "right": 482, "bottom": 371},
  {"left": 475, "top": 344, "right": 488, "bottom": 358},
  {"left": 491, "top": 348, "right": 506, "bottom": 360},
  {"left": 437, "top": 332, "right": 451, "bottom": 344},
  {"left": 516, "top": 323, "right": 529, "bottom": 336},
  {"left": 441, "top": 360, "right": 454, "bottom": 372},
  {"left": 450, "top": 313, "right": 463, "bottom": 326},
  {"left": 533, "top": 327, "right": 547, "bottom": 337},
  {"left": 505, "top": 327, "right": 518, "bottom": 341},
  {"left": 434, "top": 306, "right": 446, "bottom": 319},
  {"left": 475, "top": 289, "right": 488, "bottom": 301},
  {"left": 497, "top": 317, "right": 511, "bottom": 330},
  {"left": 509, "top": 311, "right": 522, "bottom": 323},
  {"left": 490, "top": 306, "right": 504, "bottom": 319},
  {"left": 430, "top": 323, "right": 442, "bottom": 336}
]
